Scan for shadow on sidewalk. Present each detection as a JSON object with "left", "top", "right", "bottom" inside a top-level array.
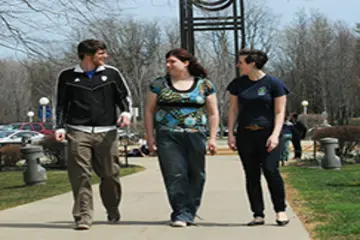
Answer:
[
  {"left": 52, "top": 220, "right": 170, "bottom": 226},
  {"left": 0, "top": 221, "right": 280, "bottom": 229},
  {"left": 0, "top": 223, "right": 71, "bottom": 229},
  {"left": 0, "top": 220, "right": 170, "bottom": 230},
  {"left": 195, "top": 222, "right": 246, "bottom": 227},
  {"left": 194, "top": 222, "right": 280, "bottom": 227}
]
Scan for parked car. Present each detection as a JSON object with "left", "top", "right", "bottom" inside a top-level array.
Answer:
[
  {"left": 0, "top": 125, "right": 12, "bottom": 131},
  {"left": 6, "top": 122, "right": 54, "bottom": 135},
  {"left": 0, "top": 130, "right": 45, "bottom": 146}
]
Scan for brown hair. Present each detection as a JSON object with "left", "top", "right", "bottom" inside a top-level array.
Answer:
[
  {"left": 166, "top": 48, "right": 208, "bottom": 78},
  {"left": 238, "top": 49, "right": 268, "bottom": 69},
  {"left": 77, "top": 39, "right": 107, "bottom": 60}
]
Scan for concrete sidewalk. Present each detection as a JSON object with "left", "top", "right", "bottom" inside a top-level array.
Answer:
[{"left": 0, "top": 156, "right": 310, "bottom": 240}]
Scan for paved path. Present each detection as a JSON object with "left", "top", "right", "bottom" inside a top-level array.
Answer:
[{"left": 0, "top": 156, "right": 310, "bottom": 240}]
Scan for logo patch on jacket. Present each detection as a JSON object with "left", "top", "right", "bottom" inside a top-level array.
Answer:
[
  {"left": 74, "top": 78, "right": 80, "bottom": 82},
  {"left": 257, "top": 87, "right": 267, "bottom": 96},
  {"left": 101, "top": 76, "right": 108, "bottom": 81}
]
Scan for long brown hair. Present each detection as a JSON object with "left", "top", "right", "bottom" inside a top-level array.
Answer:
[{"left": 166, "top": 48, "right": 208, "bottom": 78}]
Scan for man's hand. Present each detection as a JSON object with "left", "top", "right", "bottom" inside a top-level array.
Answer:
[
  {"left": 117, "top": 115, "right": 131, "bottom": 128},
  {"left": 55, "top": 131, "right": 66, "bottom": 142}
]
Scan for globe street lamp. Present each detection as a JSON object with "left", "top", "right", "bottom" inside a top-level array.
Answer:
[
  {"left": 301, "top": 100, "right": 309, "bottom": 115},
  {"left": 39, "top": 97, "right": 50, "bottom": 123},
  {"left": 27, "top": 111, "right": 34, "bottom": 122}
]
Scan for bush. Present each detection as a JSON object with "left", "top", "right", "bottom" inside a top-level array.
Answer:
[
  {"left": 0, "top": 144, "right": 23, "bottom": 169},
  {"left": 312, "top": 126, "right": 360, "bottom": 156},
  {"left": 298, "top": 113, "right": 326, "bottom": 129},
  {"left": 37, "top": 134, "right": 65, "bottom": 164}
]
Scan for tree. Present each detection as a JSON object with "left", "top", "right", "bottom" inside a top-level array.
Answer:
[
  {"left": 0, "top": 60, "right": 31, "bottom": 122},
  {"left": 273, "top": 11, "right": 360, "bottom": 124},
  {"left": 0, "top": 0, "right": 124, "bottom": 56}
]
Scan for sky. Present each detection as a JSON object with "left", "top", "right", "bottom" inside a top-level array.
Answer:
[
  {"left": 1, "top": 0, "right": 359, "bottom": 58},
  {"left": 122, "top": 0, "right": 359, "bottom": 25}
]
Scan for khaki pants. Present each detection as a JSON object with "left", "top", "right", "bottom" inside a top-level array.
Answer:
[{"left": 66, "top": 129, "right": 121, "bottom": 224}]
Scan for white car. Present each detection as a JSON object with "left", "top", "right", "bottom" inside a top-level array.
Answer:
[{"left": 0, "top": 130, "right": 45, "bottom": 146}]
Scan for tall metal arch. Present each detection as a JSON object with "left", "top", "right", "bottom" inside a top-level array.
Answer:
[{"left": 179, "top": 0, "right": 246, "bottom": 76}]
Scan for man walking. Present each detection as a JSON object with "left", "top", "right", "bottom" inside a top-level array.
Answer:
[
  {"left": 289, "top": 112, "right": 307, "bottom": 159},
  {"left": 54, "top": 39, "right": 132, "bottom": 230}
]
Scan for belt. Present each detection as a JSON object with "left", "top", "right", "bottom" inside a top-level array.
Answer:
[
  {"left": 67, "top": 125, "right": 116, "bottom": 133},
  {"left": 244, "top": 124, "right": 265, "bottom": 131}
]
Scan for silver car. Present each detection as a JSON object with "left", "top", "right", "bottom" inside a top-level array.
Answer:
[{"left": 0, "top": 130, "right": 45, "bottom": 146}]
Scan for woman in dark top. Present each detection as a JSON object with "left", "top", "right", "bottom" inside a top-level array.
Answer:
[{"left": 227, "top": 49, "right": 290, "bottom": 226}]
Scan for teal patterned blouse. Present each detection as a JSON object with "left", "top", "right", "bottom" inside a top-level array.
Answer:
[{"left": 150, "top": 76, "right": 216, "bottom": 133}]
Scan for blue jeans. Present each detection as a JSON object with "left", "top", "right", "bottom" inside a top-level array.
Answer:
[{"left": 156, "top": 130, "right": 206, "bottom": 223}]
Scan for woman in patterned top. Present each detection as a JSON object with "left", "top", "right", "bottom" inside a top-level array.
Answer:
[{"left": 144, "top": 48, "right": 219, "bottom": 227}]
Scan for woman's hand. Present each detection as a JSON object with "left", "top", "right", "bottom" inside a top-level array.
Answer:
[
  {"left": 207, "top": 138, "right": 217, "bottom": 155},
  {"left": 266, "top": 134, "right": 279, "bottom": 152},
  {"left": 228, "top": 134, "right": 237, "bottom": 151},
  {"left": 147, "top": 136, "right": 157, "bottom": 153}
]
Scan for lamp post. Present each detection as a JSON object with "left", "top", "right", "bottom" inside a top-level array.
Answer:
[
  {"left": 27, "top": 111, "right": 34, "bottom": 122},
  {"left": 39, "top": 97, "right": 50, "bottom": 123},
  {"left": 301, "top": 100, "right": 309, "bottom": 115},
  {"left": 132, "top": 107, "right": 139, "bottom": 125},
  {"left": 219, "top": 99, "right": 224, "bottom": 138},
  {"left": 321, "top": 111, "right": 330, "bottom": 126}
]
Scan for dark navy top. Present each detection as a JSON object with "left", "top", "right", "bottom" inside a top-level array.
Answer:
[
  {"left": 227, "top": 75, "right": 289, "bottom": 129},
  {"left": 282, "top": 121, "right": 294, "bottom": 135}
]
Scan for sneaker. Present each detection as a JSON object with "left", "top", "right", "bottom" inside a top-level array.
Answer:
[
  {"left": 171, "top": 220, "right": 187, "bottom": 227},
  {"left": 247, "top": 217, "right": 265, "bottom": 226},
  {"left": 73, "top": 222, "right": 90, "bottom": 230},
  {"left": 107, "top": 210, "right": 121, "bottom": 224}
]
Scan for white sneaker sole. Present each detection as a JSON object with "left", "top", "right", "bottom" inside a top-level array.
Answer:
[
  {"left": 74, "top": 223, "right": 90, "bottom": 230},
  {"left": 171, "top": 221, "right": 187, "bottom": 227}
]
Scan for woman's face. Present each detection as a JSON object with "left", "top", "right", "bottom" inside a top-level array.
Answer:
[
  {"left": 166, "top": 55, "right": 189, "bottom": 76},
  {"left": 236, "top": 55, "right": 254, "bottom": 75}
]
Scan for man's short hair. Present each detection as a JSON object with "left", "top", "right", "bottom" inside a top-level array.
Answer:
[
  {"left": 77, "top": 39, "right": 107, "bottom": 60},
  {"left": 238, "top": 49, "right": 268, "bottom": 69},
  {"left": 291, "top": 112, "right": 299, "bottom": 120}
]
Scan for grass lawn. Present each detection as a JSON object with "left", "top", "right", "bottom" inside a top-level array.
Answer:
[
  {"left": 349, "top": 117, "right": 360, "bottom": 126},
  {"left": 0, "top": 166, "right": 144, "bottom": 211},
  {"left": 282, "top": 164, "right": 360, "bottom": 240}
]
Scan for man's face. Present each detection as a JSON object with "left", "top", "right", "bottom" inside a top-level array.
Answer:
[{"left": 91, "top": 49, "right": 108, "bottom": 66}]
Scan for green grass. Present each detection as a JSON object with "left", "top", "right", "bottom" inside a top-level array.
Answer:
[
  {"left": 0, "top": 166, "right": 144, "bottom": 211},
  {"left": 282, "top": 165, "right": 360, "bottom": 240},
  {"left": 349, "top": 117, "right": 360, "bottom": 126}
]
